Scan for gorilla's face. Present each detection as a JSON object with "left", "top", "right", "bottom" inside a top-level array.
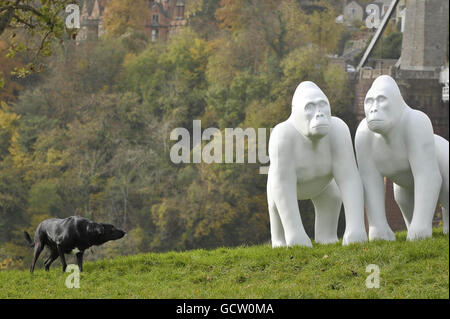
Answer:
[
  {"left": 364, "top": 76, "right": 405, "bottom": 135},
  {"left": 291, "top": 84, "right": 331, "bottom": 139},
  {"left": 364, "top": 93, "right": 391, "bottom": 133}
]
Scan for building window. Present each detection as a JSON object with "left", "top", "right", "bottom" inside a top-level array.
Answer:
[
  {"left": 176, "top": 4, "right": 185, "bottom": 20},
  {"left": 152, "top": 14, "right": 159, "bottom": 24},
  {"left": 349, "top": 7, "right": 355, "bottom": 17},
  {"left": 152, "top": 29, "right": 158, "bottom": 42}
]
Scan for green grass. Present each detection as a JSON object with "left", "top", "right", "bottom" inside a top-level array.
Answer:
[{"left": 0, "top": 229, "right": 448, "bottom": 299}]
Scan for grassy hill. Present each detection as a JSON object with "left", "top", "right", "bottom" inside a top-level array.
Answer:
[{"left": 0, "top": 229, "right": 448, "bottom": 299}]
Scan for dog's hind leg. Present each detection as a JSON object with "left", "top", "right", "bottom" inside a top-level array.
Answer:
[
  {"left": 30, "top": 242, "right": 44, "bottom": 273},
  {"left": 57, "top": 245, "right": 67, "bottom": 272},
  {"left": 44, "top": 249, "right": 59, "bottom": 271},
  {"left": 76, "top": 252, "right": 84, "bottom": 272}
]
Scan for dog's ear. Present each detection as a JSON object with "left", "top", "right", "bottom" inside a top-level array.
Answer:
[
  {"left": 96, "top": 224, "right": 105, "bottom": 235},
  {"left": 87, "top": 223, "right": 94, "bottom": 234},
  {"left": 87, "top": 223, "right": 104, "bottom": 235}
]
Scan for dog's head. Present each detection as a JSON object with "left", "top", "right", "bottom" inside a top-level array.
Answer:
[{"left": 87, "top": 222, "right": 126, "bottom": 246}]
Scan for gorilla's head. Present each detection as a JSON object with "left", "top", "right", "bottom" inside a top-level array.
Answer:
[
  {"left": 290, "top": 81, "right": 331, "bottom": 140},
  {"left": 364, "top": 75, "right": 406, "bottom": 135}
]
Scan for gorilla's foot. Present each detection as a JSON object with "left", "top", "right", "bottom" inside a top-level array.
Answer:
[
  {"left": 315, "top": 235, "right": 338, "bottom": 245},
  {"left": 271, "top": 240, "right": 287, "bottom": 248},
  {"left": 285, "top": 234, "right": 313, "bottom": 248},
  {"left": 369, "top": 226, "right": 395, "bottom": 241},
  {"left": 343, "top": 230, "right": 368, "bottom": 245},
  {"left": 407, "top": 224, "right": 432, "bottom": 241},
  {"left": 442, "top": 207, "right": 448, "bottom": 234}
]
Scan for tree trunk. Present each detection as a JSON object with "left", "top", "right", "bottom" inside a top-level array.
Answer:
[{"left": 0, "top": 8, "right": 14, "bottom": 36}]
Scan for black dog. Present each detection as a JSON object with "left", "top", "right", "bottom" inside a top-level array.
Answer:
[{"left": 24, "top": 216, "right": 125, "bottom": 273}]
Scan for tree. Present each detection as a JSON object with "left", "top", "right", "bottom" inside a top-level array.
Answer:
[
  {"left": 0, "top": 0, "right": 359, "bottom": 266},
  {"left": 0, "top": 1, "right": 71, "bottom": 36},
  {"left": 0, "top": 38, "right": 24, "bottom": 101},
  {"left": 0, "top": 157, "right": 27, "bottom": 243},
  {"left": 186, "top": 0, "right": 220, "bottom": 40},
  {"left": 125, "top": 27, "right": 210, "bottom": 126},
  {"left": 0, "top": 101, "right": 19, "bottom": 160},
  {"left": 0, "top": 102, "right": 27, "bottom": 244},
  {"left": 103, "top": 0, "right": 147, "bottom": 36},
  {"left": 0, "top": 0, "right": 73, "bottom": 77},
  {"left": 215, "top": 0, "right": 287, "bottom": 69},
  {"left": 306, "top": 3, "right": 344, "bottom": 53},
  {"left": 373, "top": 31, "right": 402, "bottom": 59}
]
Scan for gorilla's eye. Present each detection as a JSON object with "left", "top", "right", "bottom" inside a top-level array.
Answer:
[
  {"left": 365, "top": 98, "right": 374, "bottom": 106},
  {"left": 376, "top": 96, "right": 386, "bottom": 103},
  {"left": 305, "top": 103, "right": 314, "bottom": 112},
  {"left": 318, "top": 101, "right": 328, "bottom": 108}
]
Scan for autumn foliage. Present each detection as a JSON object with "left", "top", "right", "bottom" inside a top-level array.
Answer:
[{"left": 0, "top": 0, "right": 352, "bottom": 268}]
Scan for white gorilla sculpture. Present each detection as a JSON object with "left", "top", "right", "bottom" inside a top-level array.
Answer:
[
  {"left": 355, "top": 75, "right": 449, "bottom": 241},
  {"left": 267, "top": 81, "right": 368, "bottom": 247}
]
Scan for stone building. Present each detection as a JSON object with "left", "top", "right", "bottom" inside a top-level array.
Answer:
[
  {"left": 75, "top": 0, "right": 187, "bottom": 43},
  {"left": 146, "top": 0, "right": 187, "bottom": 42},
  {"left": 343, "top": 1, "right": 365, "bottom": 24},
  {"left": 77, "top": 0, "right": 106, "bottom": 42},
  {"left": 374, "top": 0, "right": 393, "bottom": 16},
  {"left": 400, "top": 0, "right": 449, "bottom": 71},
  {"left": 343, "top": 0, "right": 406, "bottom": 27}
]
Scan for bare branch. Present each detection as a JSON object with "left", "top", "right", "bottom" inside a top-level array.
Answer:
[
  {"left": 12, "top": 14, "right": 35, "bottom": 28},
  {"left": 14, "top": 4, "right": 45, "bottom": 18}
]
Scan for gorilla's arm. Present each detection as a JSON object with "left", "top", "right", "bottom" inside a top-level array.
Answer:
[
  {"left": 405, "top": 111, "right": 442, "bottom": 240},
  {"left": 330, "top": 118, "right": 367, "bottom": 244},
  {"left": 355, "top": 121, "right": 395, "bottom": 241},
  {"left": 268, "top": 125, "right": 312, "bottom": 247}
]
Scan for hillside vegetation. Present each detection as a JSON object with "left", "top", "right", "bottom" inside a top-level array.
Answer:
[
  {"left": 1, "top": 0, "right": 352, "bottom": 265},
  {"left": 1, "top": 229, "right": 448, "bottom": 299}
]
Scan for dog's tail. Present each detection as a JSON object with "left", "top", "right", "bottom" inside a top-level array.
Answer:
[{"left": 24, "top": 231, "right": 35, "bottom": 248}]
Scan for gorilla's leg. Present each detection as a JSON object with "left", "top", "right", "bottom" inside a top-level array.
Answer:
[
  {"left": 268, "top": 199, "right": 286, "bottom": 247},
  {"left": 439, "top": 191, "right": 449, "bottom": 234},
  {"left": 312, "top": 180, "right": 342, "bottom": 244},
  {"left": 442, "top": 207, "right": 449, "bottom": 235},
  {"left": 435, "top": 135, "right": 448, "bottom": 234},
  {"left": 393, "top": 184, "right": 414, "bottom": 230}
]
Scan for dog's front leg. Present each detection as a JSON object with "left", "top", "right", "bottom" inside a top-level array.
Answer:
[
  {"left": 57, "top": 245, "right": 67, "bottom": 272},
  {"left": 76, "top": 252, "right": 84, "bottom": 272}
]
